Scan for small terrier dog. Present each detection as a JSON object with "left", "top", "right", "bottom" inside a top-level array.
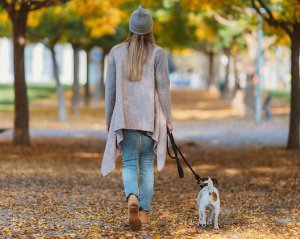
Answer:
[{"left": 197, "top": 177, "right": 220, "bottom": 230}]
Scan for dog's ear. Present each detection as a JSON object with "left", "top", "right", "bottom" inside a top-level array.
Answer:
[
  {"left": 211, "top": 178, "right": 218, "bottom": 186},
  {"left": 201, "top": 177, "right": 208, "bottom": 182},
  {"left": 197, "top": 177, "right": 206, "bottom": 184}
]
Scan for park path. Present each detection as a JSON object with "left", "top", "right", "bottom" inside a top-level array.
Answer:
[
  {"left": 0, "top": 119, "right": 288, "bottom": 148},
  {"left": 0, "top": 89, "right": 289, "bottom": 147}
]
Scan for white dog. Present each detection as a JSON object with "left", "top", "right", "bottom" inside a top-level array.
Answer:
[{"left": 197, "top": 177, "right": 220, "bottom": 230}]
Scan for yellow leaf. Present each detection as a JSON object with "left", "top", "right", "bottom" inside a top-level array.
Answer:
[{"left": 2, "top": 227, "right": 11, "bottom": 233}]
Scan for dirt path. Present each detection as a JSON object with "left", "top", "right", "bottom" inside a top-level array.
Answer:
[
  {"left": 0, "top": 89, "right": 289, "bottom": 148},
  {"left": 0, "top": 117, "right": 288, "bottom": 148},
  {"left": 0, "top": 138, "right": 299, "bottom": 238}
]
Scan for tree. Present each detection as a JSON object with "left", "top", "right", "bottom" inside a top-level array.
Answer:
[
  {"left": 251, "top": 0, "right": 300, "bottom": 149},
  {"left": 188, "top": 14, "right": 222, "bottom": 91},
  {"left": 94, "top": 24, "right": 128, "bottom": 100},
  {"left": 0, "top": 8, "right": 11, "bottom": 37},
  {"left": 181, "top": 0, "right": 247, "bottom": 91},
  {"left": 62, "top": 10, "right": 87, "bottom": 115},
  {"left": 214, "top": 15, "right": 246, "bottom": 99},
  {"left": 68, "top": 0, "right": 125, "bottom": 101},
  {"left": 0, "top": 0, "right": 67, "bottom": 146},
  {"left": 28, "top": 5, "right": 69, "bottom": 122}
]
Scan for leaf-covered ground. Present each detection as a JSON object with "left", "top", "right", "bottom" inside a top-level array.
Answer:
[{"left": 0, "top": 138, "right": 299, "bottom": 238}]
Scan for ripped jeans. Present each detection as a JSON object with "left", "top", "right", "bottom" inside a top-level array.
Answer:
[{"left": 121, "top": 129, "right": 155, "bottom": 212}]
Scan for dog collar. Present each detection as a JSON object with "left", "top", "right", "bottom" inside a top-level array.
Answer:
[{"left": 199, "top": 183, "right": 208, "bottom": 190}]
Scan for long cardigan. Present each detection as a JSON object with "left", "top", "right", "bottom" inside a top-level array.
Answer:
[{"left": 101, "top": 42, "right": 172, "bottom": 176}]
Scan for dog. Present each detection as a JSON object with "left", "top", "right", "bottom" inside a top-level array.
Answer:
[{"left": 197, "top": 177, "right": 220, "bottom": 230}]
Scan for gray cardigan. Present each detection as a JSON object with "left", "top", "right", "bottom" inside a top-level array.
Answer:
[
  {"left": 105, "top": 43, "right": 172, "bottom": 126},
  {"left": 101, "top": 42, "right": 172, "bottom": 176}
]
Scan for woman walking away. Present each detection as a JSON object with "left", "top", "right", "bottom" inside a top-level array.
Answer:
[{"left": 101, "top": 5, "right": 173, "bottom": 231}]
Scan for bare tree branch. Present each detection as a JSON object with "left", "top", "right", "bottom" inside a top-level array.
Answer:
[
  {"left": 256, "top": 0, "right": 274, "bottom": 21},
  {"left": 213, "top": 13, "right": 238, "bottom": 28},
  {"left": 0, "top": 0, "right": 15, "bottom": 19},
  {"left": 0, "top": 0, "right": 9, "bottom": 9},
  {"left": 294, "top": 0, "right": 300, "bottom": 24},
  {"left": 262, "top": 35, "right": 277, "bottom": 50},
  {"left": 251, "top": 0, "right": 293, "bottom": 37},
  {"left": 28, "top": 0, "right": 68, "bottom": 11}
]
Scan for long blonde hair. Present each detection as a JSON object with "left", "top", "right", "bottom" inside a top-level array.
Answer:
[{"left": 124, "top": 32, "right": 156, "bottom": 81}]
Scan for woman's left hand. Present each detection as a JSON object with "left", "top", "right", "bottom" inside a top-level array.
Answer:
[{"left": 167, "top": 123, "right": 173, "bottom": 133}]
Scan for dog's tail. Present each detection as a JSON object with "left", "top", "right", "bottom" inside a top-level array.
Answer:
[{"left": 207, "top": 177, "right": 214, "bottom": 192}]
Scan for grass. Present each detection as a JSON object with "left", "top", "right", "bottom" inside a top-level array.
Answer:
[
  {"left": 0, "top": 83, "right": 70, "bottom": 111},
  {"left": 264, "top": 89, "right": 290, "bottom": 104}
]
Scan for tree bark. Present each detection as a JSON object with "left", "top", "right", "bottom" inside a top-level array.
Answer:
[
  {"left": 244, "top": 73, "right": 256, "bottom": 119},
  {"left": 12, "top": 10, "right": 30, "bottom": 146},
  {"left": 50, "top": 46, "right": 67, "bottom": 122},
  {"left": 99, "top": 50, "right": 107, "bottom": 100},
  {"left": 72, "top": 45, "right": 80, "bottom": 114},
  {"left": 222, "top": 48, "right": 231, "bottom": 99},
  {"left": 232, "top": 56, "right": 241, "bottom": 99},
  {"left": 207, "top": 51, "right": 215, "bottom": 90},
  {"left": 287, "top": 25, "right": 300, "bottom": 149},
  {"left": 84, "top": 49, "right": 91, "bottom": 106}
]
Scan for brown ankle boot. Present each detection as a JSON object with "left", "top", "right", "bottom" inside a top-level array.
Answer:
[
  {"left": 127, "top": 195, "right": 141, "bottom": 231},
  {"left": 139, "top": 210, "right": 150, "bottom": 225}
]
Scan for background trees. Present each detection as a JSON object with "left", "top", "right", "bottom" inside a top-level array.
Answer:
[
  {"left": 182, "top": 0, "right": 300, "bottom": 149},
  {"left": 251, "top": 0, "right": 300, "bottom": 149},
  {"left": 0, "top": 0, "right": 68, "bottom": 145},
  {"left": 28, "top": 5, "right": 69, "bottom": 122},
  {"left": 0, "top": 0, "right": 298, "bottom": 149},
  {"left": 68, "top": 0, "right": 125, "bottom": 101}
]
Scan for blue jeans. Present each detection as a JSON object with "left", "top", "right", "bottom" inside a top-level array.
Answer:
[{"left": 121, "top": 129, "right": 155, "bottom": 212}]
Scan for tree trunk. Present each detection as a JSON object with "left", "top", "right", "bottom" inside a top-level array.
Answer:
[
  {"left": 12, "top": 11, "right": 30, "bottom": 146},
  {"left": 232, "top": 56, "right": 241, "bottom": 99},
  {"left": 244, "top": 73, "right": 256, "bottom": 119},
  {"left": 50, "top": 46, "right": 67, "bottom": 122},
  {"left": 207, "top": 51, "right": 215, "bottom": 90},
  {"left": 222, "top": 48, "right": 231, "bottom": 99},
  {"left": 99, "top": 50, "right": 106, "bottom": 100},
  {"left": 287, "top": 25, "right": 300, "bottom": 149},
  {"left": 84, "top": 49, "right": 91, "bottom": 106},
  {"left": 72, "top": 46, "right": 80, "bottom": 115}
]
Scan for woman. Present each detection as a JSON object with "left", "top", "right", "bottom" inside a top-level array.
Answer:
[{"left": 101, "top": 5, "right": 173, "bottom": 231}]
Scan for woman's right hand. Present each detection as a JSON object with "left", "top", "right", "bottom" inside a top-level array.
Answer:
[{"left": 167, "top": 123, "right": 173, "bottom": 133}]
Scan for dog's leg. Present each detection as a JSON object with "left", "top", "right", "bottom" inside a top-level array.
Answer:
[
  {"left": 207, "top": 209, "right": 213, "bottom": 225},
  {"left": 199, "top": 206, "right": 206, "bottom": 227},
  {"left": 198, "top": 205, "right": 202, "bottom": 226},
  {"left": 213, "top": 207, "right": 220, "bottom": 230}
]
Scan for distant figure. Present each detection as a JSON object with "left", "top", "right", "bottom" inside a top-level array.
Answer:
[
  {"left": 263, "top": 93, "right": 273, "bottom": 121},
  {"left": 101, "top": 5, "right": 173, "bottom": 231}
]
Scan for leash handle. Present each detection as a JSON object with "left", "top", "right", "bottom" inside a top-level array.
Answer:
[
  {"left": 167, "top": 128, "right": 201, "bottom": 182},
  {"left": 167, "top": 129, "right": 184, "bottom": 178}
]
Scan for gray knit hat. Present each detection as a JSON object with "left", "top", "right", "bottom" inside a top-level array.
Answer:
[{"left": 129, "top": 5, "right": 153, "bottom": 35}]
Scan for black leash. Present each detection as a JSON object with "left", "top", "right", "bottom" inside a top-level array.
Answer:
[{"left": 166, "top": 129, "right": 201, "bottom": 183}]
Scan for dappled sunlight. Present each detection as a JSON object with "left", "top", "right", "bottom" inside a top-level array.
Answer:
[
  {"left": 173, "top": 108, "right": 242, "bottom": 120},
  {"left": 250, "top": 167, "right": 283, "bottom": 174},
  {"left": 271, "top": 107, "right": 290, "bottom": 115},
  {"left": 170, "top": 90, "right": 245, "bottom": 121},
  {"left": 196, "top": 164, "right": 218, "bottom": 170},
  {"left": 73, "top": 152, "right": 101, "bottom": 159},
  {"left": 0, "top": 89, "right": 289, "bottom": 130},
  {"left": 222, "top": 168, "right": 241, "bottom": 176}
]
